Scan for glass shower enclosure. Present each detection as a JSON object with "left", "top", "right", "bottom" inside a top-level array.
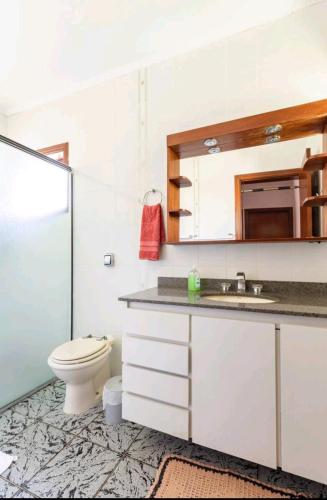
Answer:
[{"left": 0, "top": 136, "right": 72, "bottom": 409}]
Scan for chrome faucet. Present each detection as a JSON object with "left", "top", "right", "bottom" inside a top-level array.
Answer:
[{"left": 236, "top": 272, "right": 246, "bottom": 293}]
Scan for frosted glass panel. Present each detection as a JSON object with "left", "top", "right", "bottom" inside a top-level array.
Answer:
[{"left": 0, "top": 141, "right": 71, "bottom": 408}]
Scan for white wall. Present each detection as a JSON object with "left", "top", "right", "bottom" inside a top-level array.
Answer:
[
  {"left": 7, "top": 2, "right": 327, "bottom": 374},
  {"left": 0, "top": 113, "right": 7, "bottom": 135}
]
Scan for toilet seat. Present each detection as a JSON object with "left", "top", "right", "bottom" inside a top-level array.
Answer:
[{"left": 50, "top": 337, "right": 113, "bottom": 366}]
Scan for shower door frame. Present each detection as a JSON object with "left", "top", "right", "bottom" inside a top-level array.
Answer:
[{"left": 0, "top": 135, "right": 74, "bottom": 410}]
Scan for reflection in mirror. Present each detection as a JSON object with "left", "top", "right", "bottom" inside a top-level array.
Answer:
[
  {"left": 180, "top": 135, "right": 323, "bottom": 241},
  {"left": 240, "top": 175, "right": 304, "bottom": 239}
]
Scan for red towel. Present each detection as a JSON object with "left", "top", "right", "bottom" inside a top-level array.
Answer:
[{"left": 139, "top": 204, "right": 166, "bottom": 260}]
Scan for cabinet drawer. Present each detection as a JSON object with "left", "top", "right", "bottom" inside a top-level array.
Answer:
[
  {"left": 124, "top": 308, "right": 189, "bottom": 343},
  {"left": 123, "top": 365, "right": 189, "bottom": 408},
  {"left": 123, "top": 336, "right": 189, "bottom": 376},
  {"left": 123, "top": 393, "right": 189, "bottom": 440}
]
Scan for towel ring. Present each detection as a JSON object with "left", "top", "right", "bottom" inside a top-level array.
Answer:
[{"left": 143, "top": 189, "right": 163, "bottom": 205}]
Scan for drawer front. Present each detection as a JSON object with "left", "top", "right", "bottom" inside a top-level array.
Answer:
[
  {"left": 124, "top": 308, "right": 189, "bottom": 343},
  {"left": 123, "top": 365, "right": 189, "bottom": 408},
  {"left": 123, "top": 393, "right": 189, "bottom": 440},
  {"left": 123, "top": 336, "right": 189, "bottom": 376}
]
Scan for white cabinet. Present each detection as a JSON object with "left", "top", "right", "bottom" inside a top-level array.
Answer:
[
  {"left": 192, "top": 316, "right": 277, "bottom": 468},
  {"left": 122, "top": 303, "right": 327, "bottom": 483},
  {"left": 281, "top": 324, "right": 327, "bottom": 484}
]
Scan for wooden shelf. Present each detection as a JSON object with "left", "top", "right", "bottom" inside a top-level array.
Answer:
[
  {"left": 169, "top": 176, "right": 192, "bottom": 188},
  {"left": 169, "top": 209, "right": 192, "bottom": 217},
  {"left": 302, "top": 153, "right": 327, "bottom": 172},
  {"left": 303, "top": 195, "right": 327, "bottom": 207}
]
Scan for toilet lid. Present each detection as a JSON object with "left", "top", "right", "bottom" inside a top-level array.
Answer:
[
  {"left": 51, "top": 338, "right": 108, "bottom": 362},
  {"left": 50, "top": 343, "right": 111, "bottom": 365}
]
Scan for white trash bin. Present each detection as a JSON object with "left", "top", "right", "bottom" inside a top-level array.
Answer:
[{"left": 103, "top": 376, "right": 123, "bottom": 425}]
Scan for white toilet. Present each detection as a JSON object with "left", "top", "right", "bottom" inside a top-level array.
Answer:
[{"left": 48, "top": 336, "right": 113, "bottom": 415}]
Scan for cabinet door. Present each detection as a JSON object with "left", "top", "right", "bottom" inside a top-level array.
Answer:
[
  {"left": 192, "top": 316, "right": 276, "bottom": 468},
  {"left": 281, "top": 324, "right": 327, "bottom": 484}
]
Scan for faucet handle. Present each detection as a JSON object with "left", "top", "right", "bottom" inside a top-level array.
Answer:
[
  {"left": 252, "top": 284, "right": 263, "bottom": 295},
  {"left": 221, "top": 282, "right": 232, "bottom": 293}
]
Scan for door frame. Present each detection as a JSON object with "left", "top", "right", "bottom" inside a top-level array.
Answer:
[{"left": 234, "top": 168, "right": 312, "bottom": 239}]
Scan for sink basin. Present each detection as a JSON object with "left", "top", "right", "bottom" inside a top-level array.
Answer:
[{"left": 203, "top": 294, "right": 277, "bottom": 304}]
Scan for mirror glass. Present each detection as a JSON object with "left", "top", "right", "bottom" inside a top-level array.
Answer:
[{"left": 180, "top": 136, "right": 324, "bottom": 241}]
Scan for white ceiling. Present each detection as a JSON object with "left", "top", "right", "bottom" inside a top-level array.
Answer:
[{"left": 0, "top": 0, "right": 322, "bottom": 115}]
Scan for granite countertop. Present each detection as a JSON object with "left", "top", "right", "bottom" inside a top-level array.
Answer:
[{"left": 118, "top": 278, "right": 327, "bottom": 318}]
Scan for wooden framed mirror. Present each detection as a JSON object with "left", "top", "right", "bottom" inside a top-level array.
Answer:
[{"left": 166, "top": 99, "right": 327, "bottom": 244}]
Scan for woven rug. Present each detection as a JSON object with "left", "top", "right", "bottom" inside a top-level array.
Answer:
[{"left": 147, "top": 455, "right": 309, "bottom": 498}]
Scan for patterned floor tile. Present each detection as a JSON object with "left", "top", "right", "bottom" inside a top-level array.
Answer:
[
  {"left": 0, "top": 421, "right": 72, "bottom": 486},
  {"left": 96, "top": 456, "right": 156, "bottom": 498},
  {"left": 42, "top": 403, "right": 102, "bottom": 436},
  {"left": 0, "top": 478, "right": 19, "bottom": 498},
  {"left": 2, "top": 381, "right": 326, "bottom": 498},
  {"left": 26, "top": 438, "right": 121, "bottom": 499},
  {"left": 0, "top": 409, "right": 34, "bottom": 445},
  {"left": 52, "top": 379, "right": 65, "bottom": 390},
  {"left": 12, "top": 489, "right": 36, "bottom": 499},
  {"left": 189, "top": 443, "right": 258, "bottom": 479},
  {"left": 79, "top": 416, "right": 142, "bottom": 454},
  {"left": 13, "top": 384, "right": 65, "bottom": 420},
  {"left": 258, "top": 465, "right": 324, "bottom": 497},
  {"left": 128, "top": 427, "right": 193, "bottom": 468}
]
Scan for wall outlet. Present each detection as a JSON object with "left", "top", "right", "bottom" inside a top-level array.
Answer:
[{"left": 104, "top": 254, "right": 114, "bottom": 267}]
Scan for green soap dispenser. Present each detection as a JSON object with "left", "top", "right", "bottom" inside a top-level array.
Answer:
[{"left": 188, "top": 266, "right": 201, "bottom": 292}]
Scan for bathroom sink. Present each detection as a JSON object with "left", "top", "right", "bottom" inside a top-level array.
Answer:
[{"left": 203, "top": 294, "right": 277, "bottom": 304}]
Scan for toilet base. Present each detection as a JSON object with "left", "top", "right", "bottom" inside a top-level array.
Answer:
[{"left": 64, "top": 380, "right": 99, "bottom": 415}]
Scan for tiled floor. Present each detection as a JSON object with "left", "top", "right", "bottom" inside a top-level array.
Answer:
[{"left": 0, "top": 381, "right": 326, "bottom": 498}]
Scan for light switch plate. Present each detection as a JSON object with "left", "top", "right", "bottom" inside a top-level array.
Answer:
[{"left": 104, "top": 254, "right": 114, "bottom": 266}]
